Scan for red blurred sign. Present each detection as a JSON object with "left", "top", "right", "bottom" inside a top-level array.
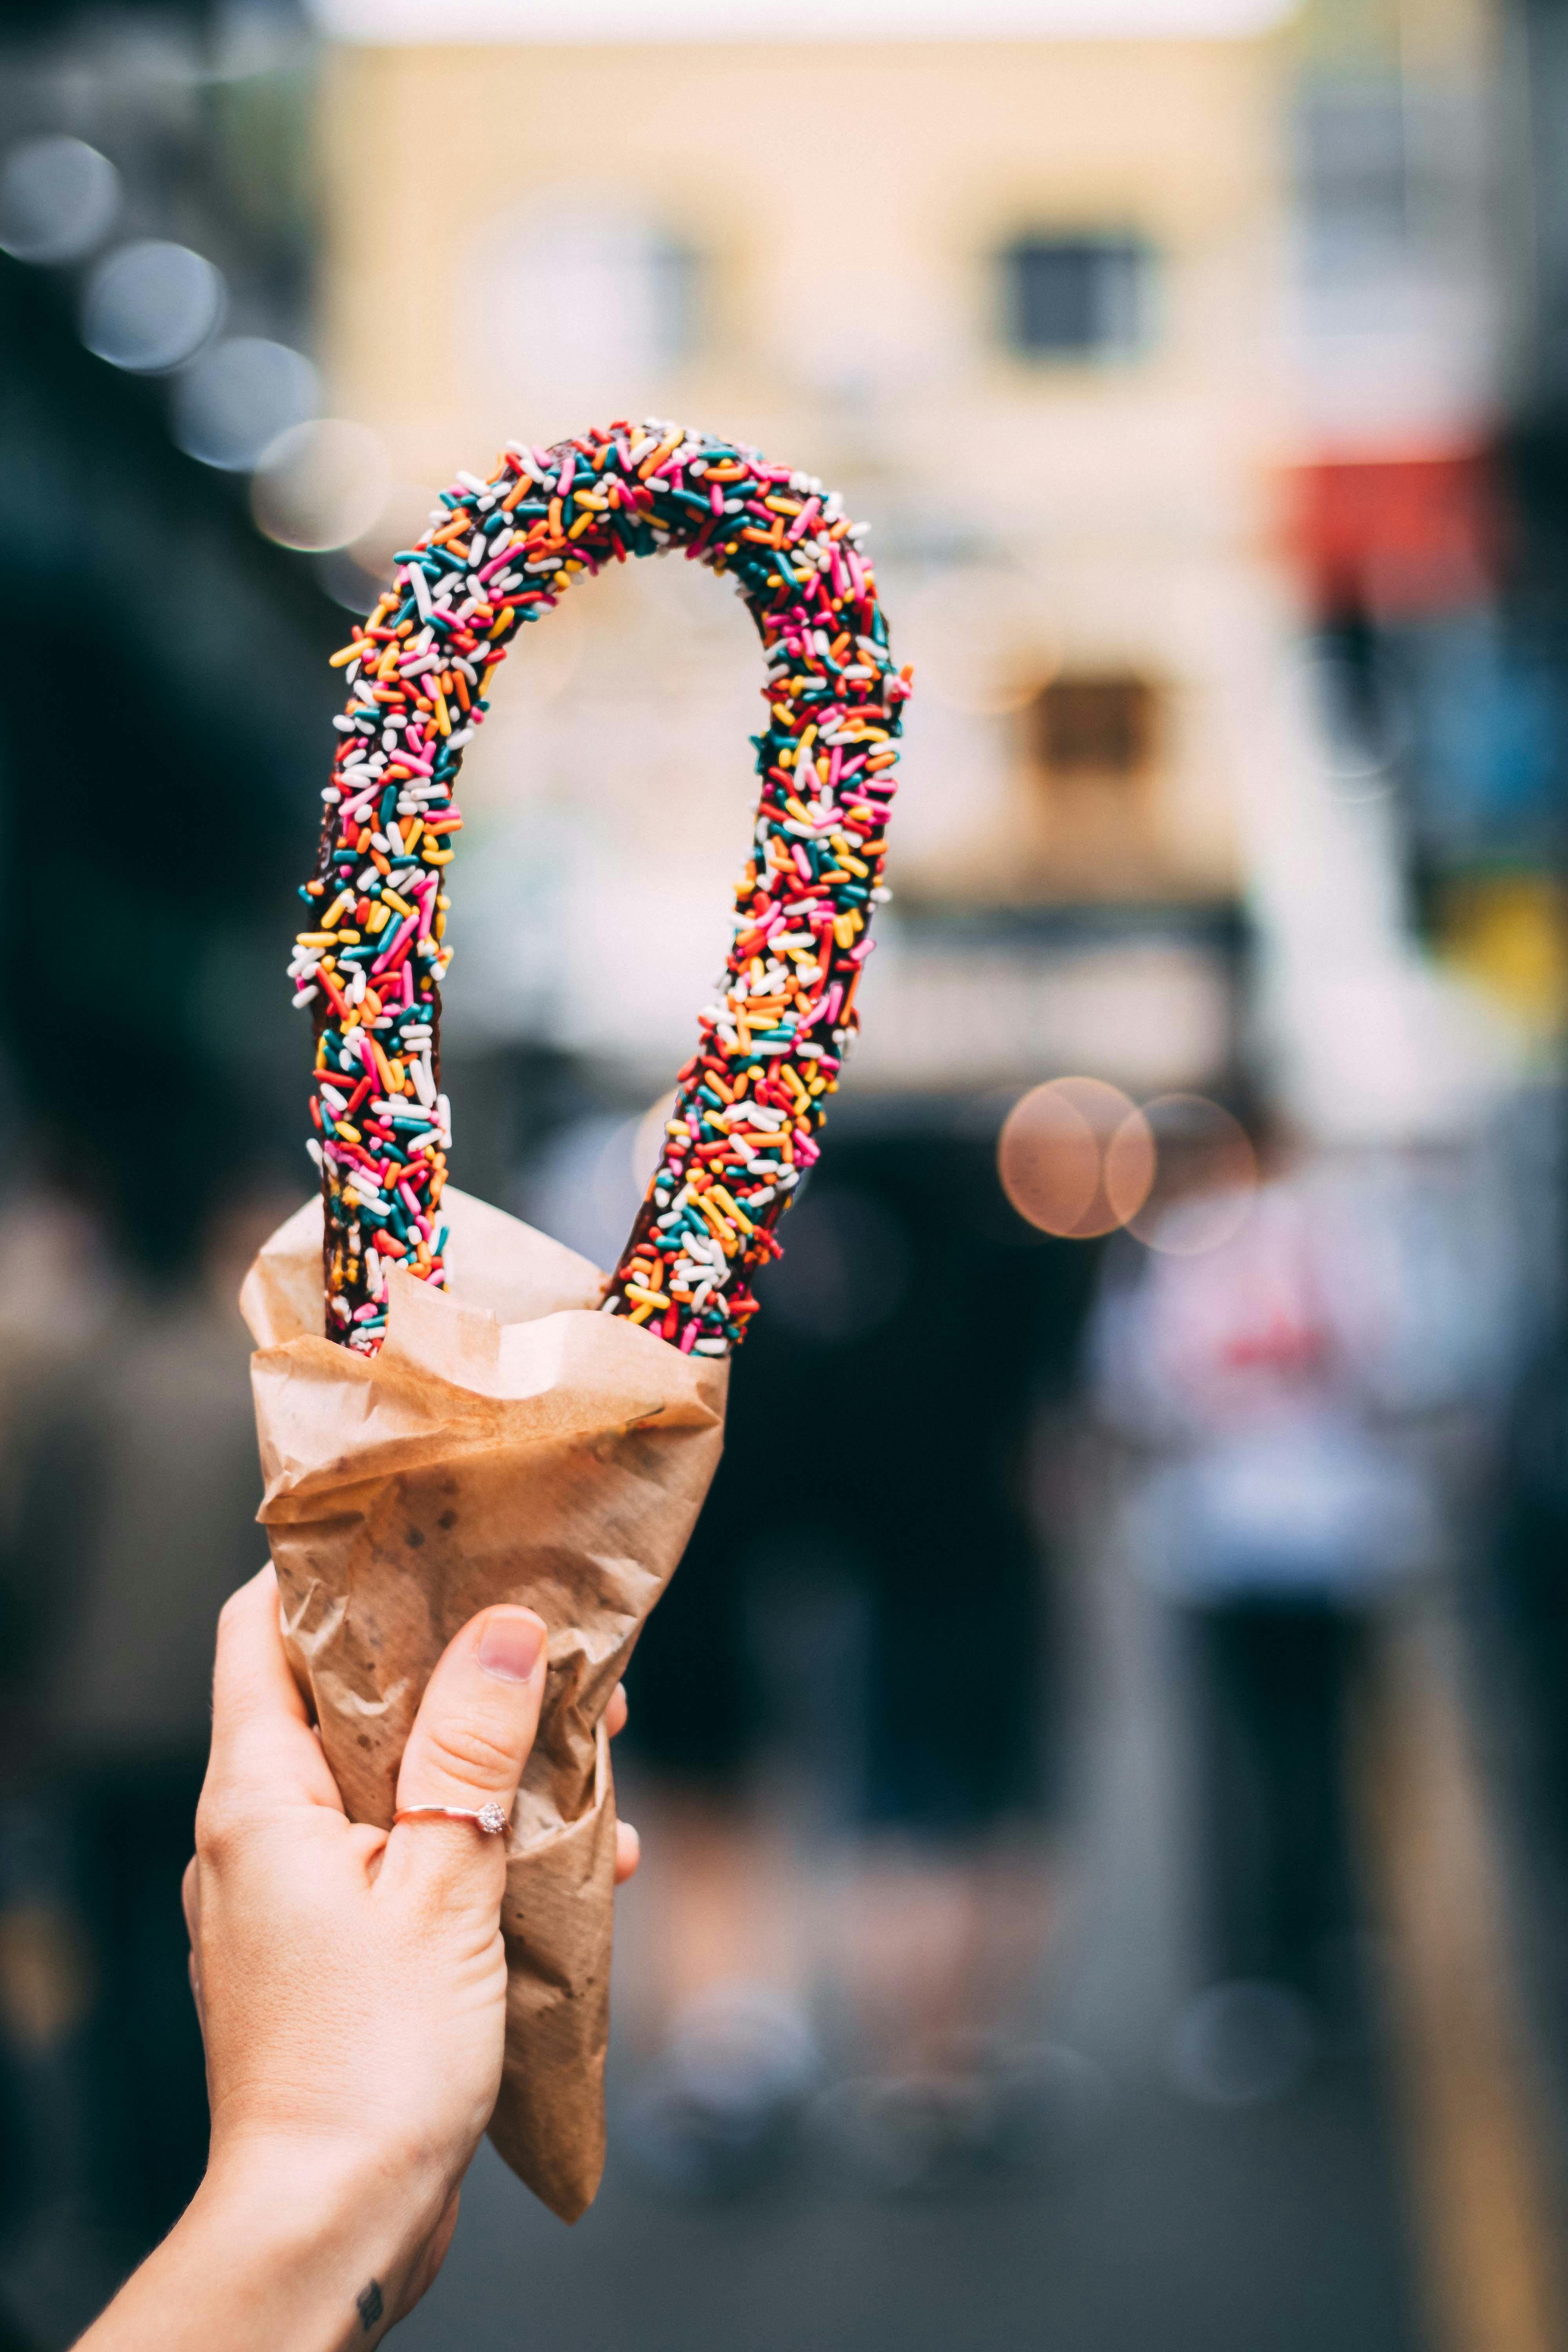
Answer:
[{"left": 1289, "top": 448, "right": 1500, "bottom": 621}]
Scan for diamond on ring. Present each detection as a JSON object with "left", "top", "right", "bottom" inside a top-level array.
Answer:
[{"left": 477, "top": 1799, "right": 508, "bottom": 1835}]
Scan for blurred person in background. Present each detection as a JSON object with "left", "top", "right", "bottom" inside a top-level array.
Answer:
[
  {"left": 598, "top": 1105, "right": 1101, "bottom": 2196},
  {"left": 1091, "top": 1116, "right": 1499, "bottom": 2106},
  {"left": 0, "top": 1174, "right": 296, "bottom": 2350}
]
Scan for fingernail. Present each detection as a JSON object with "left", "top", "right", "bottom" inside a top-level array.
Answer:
[{"left": 478, "top": 1612, "right": 544, "bottom": 1683}]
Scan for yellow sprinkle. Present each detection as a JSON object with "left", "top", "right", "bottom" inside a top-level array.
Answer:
[
  {"left": 381, "top": 887, "right": 416, "bottom": 919},
  {"left": 365, "top": 903, "right": 391, "bottom": 936},
  {"left": 625, "top": 1282, "right": 671, "bottom": 1310},
  {"left": 696, "top": 1195, "right": 738, "bottom": 1250},
  {"left": 833, "top": 913, "right": 857, "bottom": 950},
  {"left": 708, "top": 1186, "right": 755, "bottom": 1236},
  {"left": 328, "top": 642, "right": 363, "bottom": 668},
  {"left": 628, "top": 1299, "right": 657, "bottom": 1325},
  {"left": 423, "top": 847, "right": 455, "bottom": 865},
  {"left": 432, "top": 688, "right": 452, "bottom": 736},
  {"left": 321, "top": 889, "right": 354, "bottom": 931}
]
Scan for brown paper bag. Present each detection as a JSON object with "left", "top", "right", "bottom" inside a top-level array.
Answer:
[{"left": 239, "top": 1185, "right": 728, "bottom": 2221}]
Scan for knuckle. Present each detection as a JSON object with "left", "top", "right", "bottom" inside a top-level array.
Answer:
[
  {"left": 418, "top": 1715, "right": 521, "bottom": 1791},
  {"left": 193, "top": 1795, "right": 242, "bottom": 1869}
]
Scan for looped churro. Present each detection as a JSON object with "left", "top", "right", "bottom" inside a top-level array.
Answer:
[{"left": 292, "top": 420, "right": 909, "bottom": 1357}]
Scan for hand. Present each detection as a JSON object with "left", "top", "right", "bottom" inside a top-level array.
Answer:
[{"left": 80, "top": 1565, "right": 637, "bottom": 2352}]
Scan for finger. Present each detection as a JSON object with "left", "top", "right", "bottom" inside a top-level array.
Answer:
[
  {"left": 204, "top": 1566, "right": 342, "bottom": 1818},
  {"left": 388, "top": 1608, "right": 547, "bottom": 1892},
  {"left": 183, "top": 1857, "right": 207, "bottom": 2035},
  {"left": 606, "top": 1683, "right": 628, "bottom": 1740},
  {"left": 614, "top": 1818, "right": 640, "bottom": 1886}
]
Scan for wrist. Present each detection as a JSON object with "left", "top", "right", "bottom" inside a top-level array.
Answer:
[
  {"left": 195, "top": 2132, "right": 448, "bottom": 2335},
  {"left": 82, "top": 2134, "right": 451, "bottom": 2352}
]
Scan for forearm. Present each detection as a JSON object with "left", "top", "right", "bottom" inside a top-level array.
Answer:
[{"left": 75, "top": 2144, "right": 440, "bottom": 2352}]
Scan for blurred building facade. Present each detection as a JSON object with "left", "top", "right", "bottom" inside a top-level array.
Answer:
[
  {"left": 307, "top": 0, "right": 1538, "bottom": 1160},
  {"left": 312, "top": 9, "right": 1309, "bottom": 1108}
]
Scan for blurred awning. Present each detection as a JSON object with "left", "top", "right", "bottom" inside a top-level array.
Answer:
[{"left": 1288, "top": 448, "right": 1501, "bottom": 624}]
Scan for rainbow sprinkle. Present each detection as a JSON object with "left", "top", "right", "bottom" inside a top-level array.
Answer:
[{"left": 293, "top": 419, "right": 910, "bottom": 1357}]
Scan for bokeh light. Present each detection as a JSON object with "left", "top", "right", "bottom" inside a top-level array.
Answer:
[
  {"left": 80, "top": 240, "right": 223, "bottom": 374},
  {"left": 998, "top": 1076, "right": 1156, "bottom": 1238},
  {"left": 0, "top": 135, "right": 120, "bottom": 265},
  {"left": 1122, "top": 1092, "right": 1258, "bottom": 1254},
  {"left": 250, "top": 419, "right": 390, "bottom": 552},
  {"left": 170, "top": 337, "right": 318, "bottom": 472}
]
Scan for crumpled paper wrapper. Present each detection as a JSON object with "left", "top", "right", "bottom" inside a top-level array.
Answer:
[{"left": 239, "top": 1186, "right": 728, "bottom": 2222}]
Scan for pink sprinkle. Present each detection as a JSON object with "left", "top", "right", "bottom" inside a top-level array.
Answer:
[
  {"left": 372, "top": 915, "right": 416, "bottom": 976},
  {"left": 792, "top": 845, "right": 812, "bottom": 883},
  {"left": 679, "top": 1322, "right": 699, "bottom": 1354}
]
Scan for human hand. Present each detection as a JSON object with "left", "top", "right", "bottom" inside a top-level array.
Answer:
[{"left": 82, "top": 1566, "right": 636, "bottom": 2352}]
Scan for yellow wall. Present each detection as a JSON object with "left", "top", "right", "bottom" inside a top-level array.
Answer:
[{"left": 317, "top": 34, "right": 1296, "bottom": 910}]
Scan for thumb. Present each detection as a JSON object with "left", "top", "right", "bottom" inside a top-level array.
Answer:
[{"left": 386, "top": 1607, "right": 547, "bottom": 1900}]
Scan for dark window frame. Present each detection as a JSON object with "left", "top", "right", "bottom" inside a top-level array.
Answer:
[
  {"left": 998, "top": 232, "right": 1156, "bottom": 361},
  {"left": 1028, "top": 673, "right": 1161, "bottom": 781}
]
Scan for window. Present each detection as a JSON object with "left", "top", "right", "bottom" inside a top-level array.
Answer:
[
  {"left": 1000, "top": 234, "right": 1153, "bottom": 359},
  {"left": 1030, "top": 673, "right": 1158, "bottom": 777}
]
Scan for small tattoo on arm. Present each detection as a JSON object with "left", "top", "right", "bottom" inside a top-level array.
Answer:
[{"left": 356, "top": 2279, "right": 384, "bottom": 2333}]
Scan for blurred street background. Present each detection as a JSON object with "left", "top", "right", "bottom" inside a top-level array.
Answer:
[{"left": 3, "top": 0, "right": 1568, "bottom": 2344}]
